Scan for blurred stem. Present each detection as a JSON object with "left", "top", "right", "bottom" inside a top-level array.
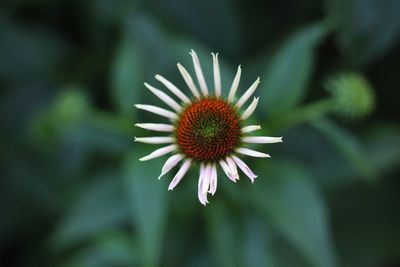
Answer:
[{"left": 272, "top": 98, "right": 335, "bottom": 131}]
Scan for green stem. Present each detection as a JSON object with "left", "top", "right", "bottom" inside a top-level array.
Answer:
[{"left": 272, "top": 98, "right": 335, "bottom": 131}]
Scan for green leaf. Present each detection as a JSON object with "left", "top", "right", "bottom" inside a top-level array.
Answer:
[
  {"left": 249, "top": 161, "right": 337, "bottom": 267},
  {"left": 312, "top": 118, "right": 376, "bottom": 180},
  {"left": 110, "top": 13, "right": 174, "bottom": 116},
  {"left": 205, "top": 201, "right": 240, "bottom": 267},
  {"left": 111, "top": 13, "right": 179, "bottom": 115},
  {"left": 242, "top": 216, "right": 277, "bottom": 267},
  {"left": 63, "top": 230, "right": 138, "bottom": 267},
  {"left": 262, "top": 22, "right": 330, "bottom": 116},
  {"left": 110, "top": 39, "right": 143, "bottom": 115},
  {"left": 124, "top": 153, "right": 169, "bottom": 267},
  {"left": 325, "top": 0, "right": 400, "bottom": 65},
  {"left": 125, "top": 13, "right": 172, "bottom": 76},
  {"left": 53, "top": 172, "right": 129, "bottom": 248}
]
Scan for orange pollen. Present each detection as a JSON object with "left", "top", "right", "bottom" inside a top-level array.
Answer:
[{"left": 176, "top": 97, "right": 242, "bottom": 162}]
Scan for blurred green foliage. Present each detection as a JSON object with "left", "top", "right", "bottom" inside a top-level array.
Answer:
[{"left": 1, "top": 1, "right": 400, "bottom": 267}]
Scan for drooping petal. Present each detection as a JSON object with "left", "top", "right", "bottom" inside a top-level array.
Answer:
[
  {"left": 198, "top": 164, "right": 209, "bottom": 205},
  {"left": 134, "top": 136, "right": 174, "bottom": 144},
  {"left": 212, "top": 53, "right": 221, "bottom": 97},
  {"left": 139, "top": 144, "right": 176, "bottom": 161},
  {"left": 177, "top": 63, "right": 201, "bottom": 99},
  {"left": 201, "top": 163, "right": 212, "bottom": 194},
  {"left": 228, "top": 65, "right": 241, "bottom": 102},
  {"left": 236, "top": 147, "right": 270, "bottom": 158},
  {"left": 144, "top": 82, "right": 182, "bottom": 111},
  {"left": 241, "top": 125, "right": 261, "bottom": 133},
  {"left": 168, "top": 159, "right": 191, "bottom": 190},
  {"left": 134, "top": 104, "right": 177, "bottom": 120},
  {"left": 155, "top": 74, "right": 191, "bottom": 104},
  {"left": 232, "top": 155, "right": 258, "bottom": 183},
  {"left": 241, "top": 97, "right": 259, "bottom": 120},
  {"left": 242, "top": 136, "right": 283, "bottom": 144},
  {"left": 190, "top": 49, "right": 208, "bottom": 96},
  {"left": 158, "top": 154, "right": 184, "bottom": 179},
  {"left": 208, "top": 164, "right": 218, "bottom": 195},
  {"left": 135, "top": 123, "right": 174, "bottom": 132},
  {"left": 219, "top": 159, "right": 237, "bottom": 182},
  {"left": 236, "top": 77, "right": 260, "bottom": 109},
  {"left": 226, "top": 156, "right": 239, "bottom": 181}
]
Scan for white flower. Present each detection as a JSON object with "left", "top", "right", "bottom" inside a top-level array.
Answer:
[{"left": 135, "top": 50, "right": 282, "bottom": 206}]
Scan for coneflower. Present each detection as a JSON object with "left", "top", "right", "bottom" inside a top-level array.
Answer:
[{"left": 135, "top": 50, "right": 282, "bottom": 205}]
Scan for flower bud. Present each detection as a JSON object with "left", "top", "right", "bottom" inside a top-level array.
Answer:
[{"left": 325, "top": 72, "right": 375, "bottom": 118}]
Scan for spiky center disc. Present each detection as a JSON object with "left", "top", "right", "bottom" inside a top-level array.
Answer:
[{"left": 176, "top": 97, "right": 241, "bottom": 162}]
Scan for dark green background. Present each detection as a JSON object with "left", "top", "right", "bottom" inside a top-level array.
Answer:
[{"left": 1, "top": 0, "right": 400, "bottom": 267}]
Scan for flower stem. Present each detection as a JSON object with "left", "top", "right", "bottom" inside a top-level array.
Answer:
[{"left": 272, "top": 98, "right": 336, "bottom": 131}]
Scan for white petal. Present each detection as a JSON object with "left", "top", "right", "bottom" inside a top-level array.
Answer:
[
  {"left": 134, "top": 136, "right": 174, "bottom": 144},
  {"left": 236, "top": 147, "right": 270, "bottom": 158},
  {"left": 135, "top": 123, "right": 174, "bottom": 132},
  {"left": 198, "top": 164, "right": 209, "bottom": 205},
  {"left": 168, "top": 159, "right": 191, "bottom": 190},
  {"left": 144, "top": 83, "right": 182, "bottom": 112},
  {"left": 135, "top": 104, "right": 177, "bottom": 120},
  {"left": 202, "top": 163, "right": 212, "bottom": 194},
  {"left": 242, "top": 136, "right": 283, "bottom": 144},
  {"left": 212, "top": 53, "right": 221, "bottom": 97},
  {"left": 219, "top": 159, "right": 237, "bottom": 182},
  {"left": 155, "top": 74, "right": 191, "bottom": 104},
  {"left": 236, "top": 77, "right": 260, "bottom": 109},
  {"left": 232, "top": 155, "right": 258, "bottom": 183},
  {"left": 190, "top": 49, "right": 208, "bottom": 96},
  {"left": 226, "top": 157, "right": 239, "bottom": 181},
  {"left": 208, "top": 164, "right": 218, "bottom": 195},
  {"left": 242, "top": 125, "right": 261, "bottom": 133},
  {"left": 139, "top": 145, "right": 176, "bottom": 161},
  {"left": 177, "top": 63, "right": 201, "bottom": 99},
  {"left": 228, "top": 65, "right": 241, "bottom": 102},
  {"left": 158, "top": 154, "right": 184, "bottom": 179},
  {"left": 241, "top": 97, "right": 259, "bottom": 120}
]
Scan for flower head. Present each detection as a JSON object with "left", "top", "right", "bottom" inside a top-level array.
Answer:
[{"left": 135, "top": 50, "right": 282, "bottom": 206}]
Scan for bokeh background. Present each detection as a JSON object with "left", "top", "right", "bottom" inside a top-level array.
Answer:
[{"left": 1, "top": 0, "right": 400, "bottom": 266}]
